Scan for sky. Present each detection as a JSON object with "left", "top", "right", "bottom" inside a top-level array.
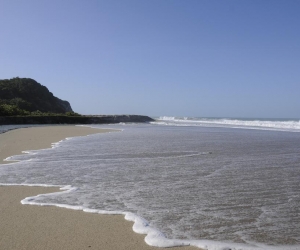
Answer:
[{"left": 0, "top": 0, "right": 299, "bottom": 118}]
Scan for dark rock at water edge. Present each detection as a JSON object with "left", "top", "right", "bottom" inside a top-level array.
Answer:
[
  {"left": 0, "top": 115, "right": 154, "bottom": 125},
  {"left": 85, "top": 115, "right": 154, "bottom": 123}
]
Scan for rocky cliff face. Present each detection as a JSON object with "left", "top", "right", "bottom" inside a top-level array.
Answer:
[
  {"left": 55, "top": 98, "right": 73, "bottom": 112},
  {"left": 0, "top": 77, "right": 73, "bottom": 113}
]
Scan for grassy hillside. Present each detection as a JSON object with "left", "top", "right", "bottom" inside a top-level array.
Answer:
[{"left": 0, "top": 77, "right": 77, "bottom": 116}]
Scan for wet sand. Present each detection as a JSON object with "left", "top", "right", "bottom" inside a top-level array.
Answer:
[
  {"left": 0, "top": 125, "right": 113, "bottom": 164},
  {"left": 0, "top": 125, "right": 197, "bottom": 250}
]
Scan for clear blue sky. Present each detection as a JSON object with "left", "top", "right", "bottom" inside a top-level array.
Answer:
[{"left": 1, "top": 0, "right": 299, "bottom": 118}]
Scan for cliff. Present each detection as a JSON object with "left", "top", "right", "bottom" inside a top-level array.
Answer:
[
  {"left": 0, "top": 77, "right": 154, "bottom": 125},
  {"left": 0, "top": 77, "right": 73, "bottom": 114}
]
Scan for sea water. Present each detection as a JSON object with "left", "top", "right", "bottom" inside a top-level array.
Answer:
[{"left": 0, "top": 117, "right": 300, "bottom": 250}]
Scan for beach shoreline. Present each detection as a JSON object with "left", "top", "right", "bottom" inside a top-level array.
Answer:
[
  {"left": 0, "top": 125, "right": 114, "bottom": 164},
  {"left": 0, "top": 125, "right": 197, "bottom": 250}
]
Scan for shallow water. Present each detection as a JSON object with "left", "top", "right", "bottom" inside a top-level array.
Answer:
[
  {"left": 0, "top": 123, "right": 299, "bottom": 250},
  {"left": 0, "top": 124, "right": 38, "bottom": 134}
]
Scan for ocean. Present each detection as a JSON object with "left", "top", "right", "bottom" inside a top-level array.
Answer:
[{"left": 0, "top": 117, "right": 300, "bottom": 250}]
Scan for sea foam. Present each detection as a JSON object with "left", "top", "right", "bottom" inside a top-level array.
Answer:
[
  {"left": 3, "top": 182, "right": 299, "bottom": 250},
  {"left": 0, "top": 123, "right": 299, "bottom": 250},
  {"left": 153, "top": 117, "right": 300, "bottom": 132}
]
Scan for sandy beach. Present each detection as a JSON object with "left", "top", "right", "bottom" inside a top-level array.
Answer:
[
  {"left": 0, "top": 125, "right": 197, "bottom": 250},
  {"left": 0, "top": 125, "right": 113, "bottom": 164}
]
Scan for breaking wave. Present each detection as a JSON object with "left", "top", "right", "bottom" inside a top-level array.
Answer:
[{"left": 152, "top": 117, "right": 300, "bottom": 132}]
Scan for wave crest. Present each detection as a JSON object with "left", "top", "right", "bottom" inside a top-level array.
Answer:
[{"left": 153, "top": 117, "right": 300, "bottom": 132}]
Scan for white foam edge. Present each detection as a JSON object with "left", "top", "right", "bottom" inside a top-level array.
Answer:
[
  {"left": 152, "top": 118, "right": 300, "bottom": 133},
  {"left": 3, "top": 126, "right": 122, "bottom": 163},
  {"left": 3, "top": 155, "right": 33, "bottom": 164},
  {"left": 0, "top": 183, "right": 299, "bottom": 250},
  {"left": 76, "top": 124, "right": 124, "bottom": 132},
  {"left": 150, "top": 121, "right": 300, "bottom": 133},
  {"left": 13, "top": 183, "right": 189, "bottom": 248}
]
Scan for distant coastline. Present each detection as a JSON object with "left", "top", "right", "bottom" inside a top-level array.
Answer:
[
  {"left": 0, "top": 115, "right": 154, "bottom": 125},
  {"left": 0, "top": 77, "right": 154, "bottom": 125}
]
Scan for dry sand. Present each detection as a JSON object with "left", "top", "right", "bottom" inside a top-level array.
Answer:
[{"left": 0, "top": 125, "right": 197, "bottom": 250}]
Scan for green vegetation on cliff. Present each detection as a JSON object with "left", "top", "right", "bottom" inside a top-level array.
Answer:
[
  {"left": 0, "top": 77, "right": 154, "bottom": 125},
  {"left": 0, "top": 77, "right": 79, "bottom": 116}
]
